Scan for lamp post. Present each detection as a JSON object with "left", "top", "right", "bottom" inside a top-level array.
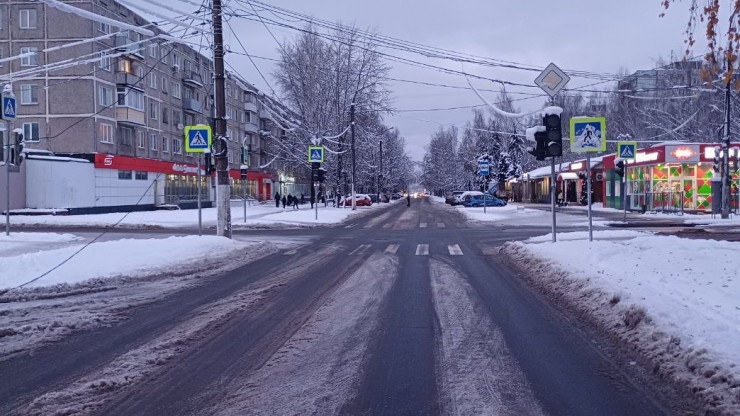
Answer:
[{"left": 350, "top": 102, "right": 356, "bottom": 210}]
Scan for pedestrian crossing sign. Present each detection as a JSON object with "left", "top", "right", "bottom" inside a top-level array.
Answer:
[
  {"left": 308, "top": 146, "right": 324, "bottom": 163},
  {"left": 618, "top": 141, "right": 637, "bottom": 161},
  {"left": 2, "top": 96, "right": 16, "bottom": 120},
  {"left": 184, "top": 125, "right": 212, "bottom": 153}
]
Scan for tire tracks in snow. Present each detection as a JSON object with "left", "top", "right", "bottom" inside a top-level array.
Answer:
[{"left": 429, "top": 258, "right": 546, "bottom": 416}]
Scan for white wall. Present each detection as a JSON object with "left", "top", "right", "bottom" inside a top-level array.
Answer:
[
  {"left": 26, "top": 158, "right": 95, "bottom": 209},
  {"left": 0, "top": 162, "right": 26, "bottom": 210},
  {"left": 94, "top": 169, "right": 156, "bottom": 207}
]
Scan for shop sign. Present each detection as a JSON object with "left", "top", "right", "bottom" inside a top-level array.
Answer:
[
  {"left": 626, "top": 151, "right": 660, "bottom": 165},
  {"left": 94, "top": 154, "right": 204, "bottom": 176},
  {"left": 570, "top": 162, "right": 584, "bottom": 170},
  {"left": 666, "top": 145, "right": 700, "bottom": 163}
]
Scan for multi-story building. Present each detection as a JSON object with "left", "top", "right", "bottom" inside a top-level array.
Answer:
[{"left": 0, "top": 0, "right": 289, "bottom": 212}]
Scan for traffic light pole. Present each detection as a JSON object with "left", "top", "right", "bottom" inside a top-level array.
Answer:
[
  {"left": 587, "top": 153, "right": 593, "bottom": 242},
  {"left": 212, "top": 0, "right": 231, "bottom": 238},
  {"left": 551, "top": 157, "right": 557, "bottom": 243},
  {"left": 197, "top": 153, "right": 202, "bottom": 236},
  {"left": 5, "top": 118, "right": 10, "bottom": 236},
  {"left": 722, "top": 81, "right": 731, "bottom": 219}
]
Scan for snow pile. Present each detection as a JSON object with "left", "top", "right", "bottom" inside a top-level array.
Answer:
[
  {"left": 502, "top": 231, "right": 740, "bottom": 415},
  {"left": 0, "top": 232, "right": 81, "bottom": 244},
  {"left": 0, "top": 235, "right": 248, "bottom": 289}
]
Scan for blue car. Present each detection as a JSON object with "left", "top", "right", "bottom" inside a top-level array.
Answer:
[{"left": 463, "top": 194, "right": 507, "bottom": 207}]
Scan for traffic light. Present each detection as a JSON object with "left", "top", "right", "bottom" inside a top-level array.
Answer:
[
  {"left": 240, "top": 168, "right": 247, "bottom": 180},
  {"left": 13, "top": 133, "right": 23, "bottom": 166},
  {"left": 204, "top": 153, "right": 214, "bottom": 175},
  {"left": 713, "top": 146, "right": 721, "bottom": 174},
  {"left": 317, "top": 167, "right": 326, "bottom": 183},
  {"left": 311, "top": 162, "right": 320, "bottom": 182},
  {"left": 615, "top": 159, "right": 625, "bottom": 178},
  {"left": 527, "top": 130, "right": 548, "bottom": 161},
  {"left": 543, "top": 113, "right": 562, "bottom": 157}
]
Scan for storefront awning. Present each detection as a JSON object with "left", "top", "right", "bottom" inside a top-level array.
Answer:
[{"left": 557, "top": 172, "right": 579, "bottom": 181}]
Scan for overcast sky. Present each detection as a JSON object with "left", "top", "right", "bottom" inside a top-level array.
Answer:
[{"left": 137, "top": 0, "right": 698, "bottom": 160}]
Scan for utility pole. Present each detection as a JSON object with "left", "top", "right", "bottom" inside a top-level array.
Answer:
[
  {"left": 212, "top": 0, "right": 231, "bottom": 237},
  {"left": 722, "top": 80, "right": 731, "bottom": 219},
  {"left": 350, "top": 102, "right": 356, "bottom": 210},
  {"left": 378, "top": 140, "right": 383, "bottom": 203}
]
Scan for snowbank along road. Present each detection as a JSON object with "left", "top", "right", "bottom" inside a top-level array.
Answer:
[{"left": 0, "top": 197, "right": 705, "bottom": 415}]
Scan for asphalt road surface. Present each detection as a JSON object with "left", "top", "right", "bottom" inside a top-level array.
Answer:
[{"left": 1, "top": 198, "right": 697, "bottom": 415}]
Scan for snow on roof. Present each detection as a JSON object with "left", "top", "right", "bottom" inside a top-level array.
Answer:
[
  {"left": 27, "top": 155, "right": 91, "bottom": 163},
  {"left": 524, "top": 162, "right": 570, "bottom": 179}
]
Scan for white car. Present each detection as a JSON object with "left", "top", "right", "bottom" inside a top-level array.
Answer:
[{"left": 454, "top": 191, "right": 483, "bottom": 206}]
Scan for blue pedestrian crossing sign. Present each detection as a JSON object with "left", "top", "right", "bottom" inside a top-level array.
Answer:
[
  {"left": 184, "top": 125, "right": 212, "bottom": 153},
  {"left": 308, "top": 146, "right": 324, "bottom": 163},
  {"left": 618, "top": 141, "right": 637, "bottom": 161},
  {"left": 2, "top": 95, "right": 16, "bottom": 120},
  {"left": 478, "top": 160, "right": 490, "bottom": 176}
]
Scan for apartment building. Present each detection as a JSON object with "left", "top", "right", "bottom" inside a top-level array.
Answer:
[{"left": 0, "top": 0, "right": 289, "bottom": 211}]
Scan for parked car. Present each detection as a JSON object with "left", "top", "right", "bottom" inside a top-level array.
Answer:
[
  {"left": 454, "top": 191, "right": 483, "bottom": 206},
  {"left": 391, "top": 193, "right": 403, "bottom": 200},
  {"left": 463, "top": 194, "right": 507, "bottom": 207},
  {"left": 445, "top": 191, "right": 464, "bottom": 205},
  {"left": 342, "top": 194, "right": 372, "bottom": 207}
]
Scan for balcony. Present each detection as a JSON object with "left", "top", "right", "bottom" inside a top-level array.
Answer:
[
  {"left": 182, "top": 98, "right": 202, "bottom": 114},
  {"left": 244, "top": 122, "right": 259, "bottom": 134},
  {"left": 183, "top": 71, "right": 204, "bottom": 88},
  {"left": 115, "top": 107, "right": 145, "bottom": 125},
  {"left": 244, "top": 101, "right": 257, "bottom": 113},
  {"left": 259, "top": 108, "right": 272, "bottom": 120},
  {"left": 115, "top": 71, "right": 143, "bottom": 88},
  {"left": 114, "top": 34, "right": 145, "bottom": 60}
]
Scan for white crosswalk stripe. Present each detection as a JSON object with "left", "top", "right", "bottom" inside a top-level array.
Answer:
[
  {"left": 415, "top": 244, "right": 429, "bottom": 256},
  {"left": 419, "top": 223, "right": 428, "bottom": 228},
  {"left": 385, "top": 244, "right": 399, "bottom": 254},
  {"left": 437, "top": 223, "right": 446, "bottom": 228},
  {"left": 448, "top": 244, "right": 463, "bottom": 256},
  {"left": 283, "top": 249, "right": 298, "bottom": 256},
  {"left": 350, "top": 244, "right": 372, "bottom": 255}
]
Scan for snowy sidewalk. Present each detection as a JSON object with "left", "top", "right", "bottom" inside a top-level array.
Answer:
[
  {"left": 503, "top": 231, "right": 740, "bottom": 414},
  {"left": 7, "top": 201, "right": 395, "bottom": 229}
]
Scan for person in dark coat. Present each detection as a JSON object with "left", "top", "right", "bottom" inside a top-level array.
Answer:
[
  {"left": 293, "top": 194, "right": 299, "bottom": 210},
  {"left": 275, "top": 192, "right": 280, "bottom": 208},
  {"left": 282, "top": 195, "right": 287, "bottom": 209},
  {"left": 407, "top": 193, "right": 411, "bottom": 207},
  {"left": 301, "top": 193, "right": 305, "bottom": 204},
  {"left": 310, "top": 194, "right": 315, "bottom": 208}
]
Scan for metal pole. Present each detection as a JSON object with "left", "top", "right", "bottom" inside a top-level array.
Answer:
[
  {"left": 212, "top": 0, "right": 231, "bottom": 237},
  {"left": 587, "top": 153, "right": 593, "bottom": 242},
  {"left": 5, "top": 120, "right": 10, "bottom": 236},
  {"left": 197, "top": 153, "right": 202, "bottom": 236},
  {"left": 243, "top": 177, "right": 247, "bottom": 223},
  {"left": 315, "top": 183, "right": 318, "bottom": 220},
  {"left": 722, "top": 81, "right": 731, "bottom": 219},
  {"left": 378, "top": 140, "right": 382, "bottom": 203},
  {"left": 350, "top": 102, "right": 356, "bottom": 210},
  {"left": 483, "top": 176, "right": 487, "bottom": 214},
  {"left": 551, "top": 157, "right": 557, "bottom": 243},
  {"left": 623, "top": 174, "right": 627, "bottom": 221}
]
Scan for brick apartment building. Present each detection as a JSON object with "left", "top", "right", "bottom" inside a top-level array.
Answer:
[{"left": 0, "top": 0, "right": 298, "bottom": 212}]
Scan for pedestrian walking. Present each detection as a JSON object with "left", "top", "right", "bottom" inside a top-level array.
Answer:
[
  {"left": 293, "top": 195, "right": 299, "bottom": 210},
  {"left": 301, "top": 193, "right": 305, "bottom": 204},
  {"left": 407, "top": 193, "right": 411, "bottom": 207},
  {"left": 310, "top": 194, "right": 315, "bottom": 208},
  {"left": 282, "top": 195, "right": 287, "bottom": 209},
  {"left": 275, "top": 192, "right": 280, "bottom": 208}
]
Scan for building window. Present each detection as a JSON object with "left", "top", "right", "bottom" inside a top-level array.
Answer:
[
  {"left": 137, "top": 131, "right": 145, "bottom": 149},
  {"left": 136, "top": 66, "right": 144, "bottom": 78},
  {"left": 119, "top": 127, "right": 133, "bottom": 146},
  {"left": 149, "top": 43, "right": 157, "bottom": 58},
  {"left": 19, "top": 9, "right": 37, "bottom": 29},
  {"left": 149, "top": 101, "right": 158, "bottom": 120},
  {"left": 20, "top": 84, "right": 38, "bottom": 105},
  {"left": 160, "top": 47, "right": 168, "bottom": 65},
  {"left": 162, "top": 136, "right": 169, "bottom": 153},
  {"left": 149, "top": 73, "right": 157, "bottom": 89},
  {"left": 118, "top": 170, "right": 133, "bottom": 180},
  {"left": 226, "top": 83, "right": 232, "bottom": 98},
  {"left": 226, "top": 107, "right": 233, "bottom": 120},
  {"left": 183, "top": 59, "right": 191, "bottom": 73},
  {"left": 117, "top": 87, "right": 144, "bottom": 110},
  {"left": 172, "top": 83, "right": 181, "bottom": 98},
  {"left": 173, "top": 138, "right": 182, "bottom": 154},
  {"left": 173, "top": 110, "right": 181, "bottom": 127},
  {"left": 161, "top": 77, "right": 168, "bottom": 94},
  {"left": 135, "top": 171, "right": 148, "bottom": 180},
  {"left": 162, "top": 106, "right": 169, "bottom": 124},
  {"left": 98, "top": 22, "right": 110, "bottom": 33},
  {"left": 98, "top": 86, "right": 113, "bottom": 106},
  {"left": 118, "top": 59, "right": 131, "bottom": 73},
  {"left": 20, "top": 47, "right": 38, "bottom": 67},
  {"left": 99, "top": 52, "right": 111, "bottom": 71},
  {"left": 172, "top": 53, "right": 180, "bottom": 70},
  {"left": 99, "top": 123, "right": 113, "bottom": 143},
  {"left": 149, "top": 133, "right": 158, "bottom": 150},
  {"left": 23, "top": 122, "right": 40, "bottom": 142}
]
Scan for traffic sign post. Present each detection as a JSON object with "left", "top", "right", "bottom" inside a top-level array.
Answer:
[
  {"left": 570, "top": 116, "right": 608, "bottom": 242},
  {"left": 184, "top": 125, "right": 212, "bottom": 153},
  {"left": 308, "top": 146, "right": 324, "bottom": 163},
  {"left": 617, "top": 141, "right": 637, "bottom": 161},
  {"left": 2, "top": 84, "right": 16, "bottom": 236},
  {"left": 478, "top": 160, "right": 490, "bottom": 214}
]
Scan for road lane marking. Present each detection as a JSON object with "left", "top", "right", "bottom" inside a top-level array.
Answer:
[
  {"left": 283, "top": 249, "right": 298, "bottom": 256},
  {"left": 344, "top": 224, "right": 356, "bottom": 229},
  {"left": 385, "top": 244, "right": 399, "bottom": 254},
  {"left": 437, "top": 223, "right": 446, "bottom": 228},
  {"left": 420, "top": 223, "right": 428, "bottom": 228},
  {"left": 415, "top": 244, "right": 429, "bottom": 256},
  {"left": 448, "top": 244, "right": 463, "bottom": 256},
  {"left": 350, "top": 244, "right": 372, "bottom": 255}
]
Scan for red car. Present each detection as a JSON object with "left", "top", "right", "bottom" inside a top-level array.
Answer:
[{"left": 342, "top": 194, "right": 373, "bottom": 207}]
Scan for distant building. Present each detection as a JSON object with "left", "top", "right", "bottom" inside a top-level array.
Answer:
[{"left": 0, "top": 0, "right": 299, "bottom": 212}]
